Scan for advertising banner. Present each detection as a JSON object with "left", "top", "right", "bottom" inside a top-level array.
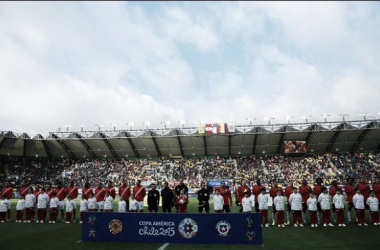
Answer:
[
  {"left": 82, "top": 212, "right": 262, "bottom": 245},
  {"left": 284, "top": 141, "right": 307, "bottom": 153},
  {"left": 207, "top": 180, "right": 230, "bottom": 187}
]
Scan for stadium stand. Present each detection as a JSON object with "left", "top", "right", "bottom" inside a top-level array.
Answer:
[
  {"left": 0, "top": 153, "right": 379, "bottom": 190},
  {"left": 1, "top": 119, "right": 380, "bottom": 190}
]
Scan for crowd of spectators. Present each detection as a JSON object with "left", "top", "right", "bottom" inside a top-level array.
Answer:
[{"left": 0, "top": 152, "right": 379, "bottom": 189}]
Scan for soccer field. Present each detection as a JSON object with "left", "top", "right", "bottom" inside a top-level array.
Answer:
[{"left": 0, "top": 198, "right": 378, "bottom": 250}]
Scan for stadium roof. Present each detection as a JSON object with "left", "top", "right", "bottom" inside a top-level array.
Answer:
[{"left": 1, "top": 120, "right": 380, "bottom": 158}]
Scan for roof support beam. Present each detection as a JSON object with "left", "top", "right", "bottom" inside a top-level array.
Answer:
[
  {"left": 177, "top": 131, "right": 184, "bottom": 157},
  {"left": 305, "top": 131, "right": 313, "bottom": 143},
  {"left": 305, "top": 131, "right": 313, "bottom": 150},
  {"left": 150, "top": 132, "right": 162, "bottom": 157},
  {"left": 252, "top": 134, "right": 258, "bottom": 155},
  {"left": 103, "top": 139, "right": 117, "bottom": 158},
  {"left": 203, "top": 135, "right": 208, "bottom": 156},
  {"left": 23, "top": 140, "right": 27, "bottom": 158},
  {"left": 351, "top": 129, "right": 369, "bottom": 152},
  {"left": 326, "top": 130, "right": 341, "bottom": 152},
  {"left": 126, "top": 138, "right": 139, "bottom": 158},
  {"left": 51, "top": 134, "right": 75, "bottom": 158},
  {"left": 79, "top": 139, "right": 96, "bottom": 158},
  {"left": 98, "top": 133, "right": 117, "bottom": 158},
  {"left": 228, "top": 135, "right": 232, "bottom": 156},
  {"left": 0, "top": 137, "right": 7, "bottom": 151},
  {"left": 41, "top": 140, "right": 52, "bottom": 158},
  {"left": 277, "top": 133, "right": 286, "bottom": 154}
]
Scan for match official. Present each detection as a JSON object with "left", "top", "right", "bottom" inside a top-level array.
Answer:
[
  {"left": 147, "top": 183, "right": 160, "bottom": 213},
  {"left": 197, "top": 182, "right": 210, "bottom": 213},
  {"left": 161, "top": 182, "right": 174, "bottom": 213}
]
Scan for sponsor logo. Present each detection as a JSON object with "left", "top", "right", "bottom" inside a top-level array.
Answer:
[
  {"left": 246, "top": 231, "right": 255, "bottom": 241},
  {"left": 215, "top": 221, "right": 231, "bottom": 237},
  {"left": 88, "top": 228, "right": 96, "bottom": 238},
  {"left": 246, "top": 217, "right": 253, "bottom": 227},
  {"left": 178, "top": 218, "right": 198, "bottom": 239},
  {"left": 88, "top": 215, "right": 97, "bottom": 225},
  {"left": 109, "top": 219, "right": 123, "bottom": 235}
]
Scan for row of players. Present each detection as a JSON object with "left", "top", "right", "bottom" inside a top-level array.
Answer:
[
  {"left": 0, "top": 183, "right": 379, "bottom": 228},
  {"left": 235, "top": 177, "right": 380, "bottom": 226},
  {"left": 1, "top": 177, "right": 380, "bottom": 225},
  {"left": 242, "top": 187, "right": 379, "bottom": 227},
  {"left": 0, "top": 184, "right": 189, "bottom": 223}
]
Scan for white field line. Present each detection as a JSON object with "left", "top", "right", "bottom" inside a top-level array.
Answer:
[{"left": 157, "top": 243, "right": 170, "bottom": 250}]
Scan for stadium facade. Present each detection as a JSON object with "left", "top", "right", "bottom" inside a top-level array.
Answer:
[{"left": 1, "top": 119, "right": 380, "bottom": 159}]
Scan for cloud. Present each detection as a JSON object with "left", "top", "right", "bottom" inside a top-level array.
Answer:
[
  {"left": 1, "top": 2, "right": 380, "bottom": 136},
  {"left": 159, "top": 6, "right": 220, "bottom": 52},
  {"left": 0, "top": 2, "right": 190, "bottom": 134}
]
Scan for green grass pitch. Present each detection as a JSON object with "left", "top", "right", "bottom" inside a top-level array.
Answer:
[{"left": 0, "top": 198, "right": 379, "bottom": 250}]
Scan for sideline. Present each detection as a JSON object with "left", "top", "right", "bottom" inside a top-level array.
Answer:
[{"left": 157, "top": 243, "right": 170, "bottom": 250}]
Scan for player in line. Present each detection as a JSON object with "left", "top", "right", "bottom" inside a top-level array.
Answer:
[
  {"left": 258, "top": 187, "right": 270, "bottom": 227},
  {"left": 212, "top": 189, "right": 224, "bottom": 213},
  {"left": 307, "top": 193, "right": 318, "bottom": 227},
  {"left": 353, "top": 188, "right": 368, "bottom": 226},
  {"left": 367, "top": 190, "right": 379, "bottom": 226},
  {"left": 269, "top": 181, "right": 283, "bottom": 225},
  {"left": 289, "top": 187, "right": 303, "bottom": 227},
  {"left": 318, "top": 187, "right": 334, "bottom": 227},
  {"left": 333, "top": 189, "right": 346, "bottom": 227},
  {"left": 273, "top": 190, "right": 285, "bottom": 227}
]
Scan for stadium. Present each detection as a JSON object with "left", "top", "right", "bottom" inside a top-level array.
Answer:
[
  {"left": 1, "top": 118, "right": 380, "bottom": 250},
  {"left": 1, "top": 118, "right": 380, "bottom": 159},
  {"left": 1, "top": 1, "right": 380, "bottom": 250}
]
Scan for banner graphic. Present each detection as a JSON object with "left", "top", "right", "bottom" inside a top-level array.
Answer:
[{"left": 82, "top": 212, "right": 262, "bottom": 245}]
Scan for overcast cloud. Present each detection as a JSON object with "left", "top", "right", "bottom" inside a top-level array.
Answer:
[{"left": 0, "top": 1, "right": 380, "bottom": 135}]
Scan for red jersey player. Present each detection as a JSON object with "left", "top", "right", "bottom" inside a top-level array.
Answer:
[
  {"left": 33, "top": 186, "right": 41, "bottom": 222},
  {"left": 372, "top": 177, "right": 380, "bottom": 207},
  {"left": 1, "top": 182, "right": 13, "bottom": 221},
  {"left": 252, "top": 179, "right": 264, "bottom": 213},
  {"left": 219, "top": 181, "right": 232, "bottom": 213},
  {"left": 19, "top": 181, "right": 29, "bottom": 198},
  {"left": 94, "top": 182, "right": 106, "bottom": 211},
  {"left": 313, "top": 177, "right": 326, "bottom": 224},
  {"left": 55, "top": 182, "right": 67, "bottom": 220},
  {"left": 270, "top": 181, "right": 284, "bottom": 225},
  {"left": 133, "top": 180, "right": 146, "bottom": 212},
  {"left": 106, "top": 181, "right": 116, "bottom": 199},
  {"left": 345, "top": 177, "right": 356, "bottom": 223},
  {"left": 237, "top": 180, "right": 251, "bottom": 202},
  {"left": 236, "top": 180, "right": 251, "bottom": 213},
  {"left": 45, "top": 183, "right": 54, "bottom": 199},
  {"left": 66, "top": 180, "right": 78, "bottom": 221},
  {"left": 357, "top": 177, "right": 370, "bottom": 205},
  {"left": 82, "top": 182, "right": 94, "bottom": 200},
  {"left": 299, "top": 180, "right": 312, "bottom": 224},
  {"left": 119, "top": 179, "right": 131, "bottom": 212},
  {"left": 285, "top": 182, "right": 294, "bottom": 225}
]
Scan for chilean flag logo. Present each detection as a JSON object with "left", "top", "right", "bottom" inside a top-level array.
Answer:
[{"left": 216, "top": 221, "right": 231, "bottom": 236}]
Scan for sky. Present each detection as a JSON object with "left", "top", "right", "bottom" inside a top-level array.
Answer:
[{"left": 0, "top": 1, "right": 380, "bottom": 135}]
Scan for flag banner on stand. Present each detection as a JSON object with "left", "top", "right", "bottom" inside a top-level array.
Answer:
[
  {"left": 82, "top": 212, "right": 262, "bottom": 245},
  {"left": 198, "top": 124, "right": 205, "bottom": 134},
  {"left": 198, "top": 123, "right": 229, "bottom": 134},
  {"left": 228, "top": 123, "right": 235, "bottom": 132}
]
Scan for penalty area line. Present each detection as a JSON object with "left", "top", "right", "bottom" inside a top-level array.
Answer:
[{"left": 157, "top": 243, "right": 170, "bottom": 250}]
